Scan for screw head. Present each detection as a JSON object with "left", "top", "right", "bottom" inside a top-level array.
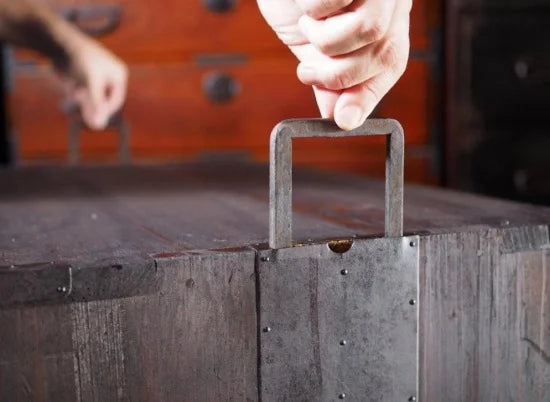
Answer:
[
  {"left": 340, "top": 269, "right": 349, "bottom": 276},
  {"left": 260, "top": 256, "right": 270, "bottom": 262},
  {"left": 339, "top": 340, "right": 347, "bottom": 346},
  {"left": 57, "top": 286, "right": 67, "bottom": 293},
  {"left": 409, "top": 241, "right": 417, "bottom": 247},
  {"left": 263, "top": 327, "right": 271, "bottom": 333},
  {"left": 408, "top": 396, "right": 417, "bottom": 401},
  {"left": 338, "top": 393, "right": 346, "bottom": 399},
  {"left": 409, "top": 299, "right": 417, "bottom": 306}
]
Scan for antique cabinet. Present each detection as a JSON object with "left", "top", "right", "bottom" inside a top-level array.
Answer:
[
  {"left": 445, "top": 0, "right": 550, "bottom": 201},
  {"left": 5, "top": 0, "right": 441, "bottom": 184},
  {"left": 0, "top": 119, "right": 549, "bottom": 401}
]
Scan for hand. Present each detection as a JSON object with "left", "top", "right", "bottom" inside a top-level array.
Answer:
[
  {"left": 257, "top": 0, "right": 412, "bottom": 130},
  {"left": 58, "top": 36, "right": 128, "bottom": 130}
]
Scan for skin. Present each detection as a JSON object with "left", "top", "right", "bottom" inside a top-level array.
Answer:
[
  {"left": 0, "top": 0, "right": 127, "bottom": 130},
  {"left": 257, "top": 0, "right": 412, "bottom": 130}
]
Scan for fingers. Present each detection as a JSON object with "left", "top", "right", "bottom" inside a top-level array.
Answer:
[
  {"left": 73, "top": 67, "right": 127, "bottom": 130},
  {"left": 298, "top": 0, "right": 396, "bottom": 56},
  {"left": 295, "top": 0, "right": 354, "bottom": 19},
  {"left": 296, "top": 38, "right": 400, "bottom": 90},
  {"left": 313, "top": 85, "right": 340, "bottom": 118},
  {"left": 334, "top": 69, "right": 401, "bottom": 130}
]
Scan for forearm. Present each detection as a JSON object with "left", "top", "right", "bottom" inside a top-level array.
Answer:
[{"left": 0, "top": 0, "right": 85, "bottom": 69}]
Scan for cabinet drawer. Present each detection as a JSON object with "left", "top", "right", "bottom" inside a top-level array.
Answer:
[
  {"left": 10, "top": 58, "right": 317, "bottom": 162},
  {"left": 15, "top": 0, "right": 286, "bottom": 63},
  {"left": 10, "top": 58, "right": 433, "bottom": 182}
]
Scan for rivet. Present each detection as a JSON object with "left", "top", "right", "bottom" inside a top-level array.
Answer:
[
  {"left": 502, "top": 220, "right": 510, "bottom": 226},
  {"left": 338, "top": 393, "right": 346, "bottom": 399},
  {"left": 340, "top": 269, "right": 349, "bottom": 276},
  {"left": 260, "top": 256, "right": 270, "bottom": 262},
  {"left": 409, "top": 241, "right": 417, "bottom": 247},
  {"left": 408, "top": 397, "right": 417, "bottom": 402},
  {"left": 57, "top": 286, "right": 67, "bottom": 293},
  {"left": 339, "top": 340, "right": 347, "bottom": 346},
  {"left": 409, "top": 299, "right": 417, "bottom": 306},
  {"left": 263, "top": 327, "right": 271, "bottom": 333},
  {"left": 9, "top": 264, "right": 15, "bottom": 269}
]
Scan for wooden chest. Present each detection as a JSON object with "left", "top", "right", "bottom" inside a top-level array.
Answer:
[{"left": 1, "top": 120, "right": 549, "bottom": 401}]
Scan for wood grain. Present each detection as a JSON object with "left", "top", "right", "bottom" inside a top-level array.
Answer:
[
  {"left": 0, "top": 250, "right": 257, "bottom": 402},
  {"left": 420, "top": 228, "right": 550, "bottom": 401}
]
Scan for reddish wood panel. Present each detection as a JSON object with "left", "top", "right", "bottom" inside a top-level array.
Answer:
[
  {"left": 11, "top": 59, "right": 434, "bottom": 182},
  {"left": 16, "top": 0, "right": 286, "bottom": 63}
]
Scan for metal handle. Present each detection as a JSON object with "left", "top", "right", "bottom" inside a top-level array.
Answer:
[
  {"left": 202, "top": 0, "right": 237, "bottom": 13},
  {"left": 64, "top": 101, "right": 130, "bottom": 165},
  {"left": 269, "top": 118, "right": 404, "bottom": 249},
  {"left": 60, "top": 5, "right": 122, "bottom": 37},
  {"left": 202, "top": 72, "right": 240, "bottom": 103}
]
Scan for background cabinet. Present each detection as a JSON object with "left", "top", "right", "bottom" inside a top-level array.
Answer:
[
  {"left": 445, "top": 0, "right": 550, "bottom": 203},
  {"left": 5, "top": 0, "right": 442, "bottom": 184}
]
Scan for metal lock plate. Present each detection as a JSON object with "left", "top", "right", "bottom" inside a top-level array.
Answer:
[
  {"left": 261, "top": 119, "right": 418, "bottom": 401},
  {"left": 258, "top": 237, "right": 419, "bottom": 401}
]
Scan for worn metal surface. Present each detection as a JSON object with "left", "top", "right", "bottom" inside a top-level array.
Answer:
[
  {"left": 258, "top": 235, "right": 419, "bottom": 401},
  {"left": 269, "top": 118, "right": 404, "bottom": 249}
]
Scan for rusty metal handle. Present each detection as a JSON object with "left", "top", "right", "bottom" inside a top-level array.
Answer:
[
  {"left": 64, "top": 101, "right": 130, "bottom": 165},
  {"left": 60, "top": 5, "right": 122, "bottom": 38},
  {"left": 269, "top": 118, "right": 404, "bottom": 249}
]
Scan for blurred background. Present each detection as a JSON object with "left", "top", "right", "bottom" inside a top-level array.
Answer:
[{"left": 0, "top": 0, "right": 548, "bottom": 204}]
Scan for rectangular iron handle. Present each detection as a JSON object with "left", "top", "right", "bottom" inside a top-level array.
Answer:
[{"left": 269, "top": 118, "right": 404, "bottom": 249}]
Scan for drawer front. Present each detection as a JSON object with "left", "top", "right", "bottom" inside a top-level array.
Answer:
[
  {"left": 10, "top": 58, "right": 316, "bottom": 162},
  {"left": 10, "top": 58, "right": 433, "bottom": 182},
  {"left": 469, "top": 11, "right": 550, "bottom": 125},
  {"left": 15, "top": 0, "right": 286, "bottom": 64}
]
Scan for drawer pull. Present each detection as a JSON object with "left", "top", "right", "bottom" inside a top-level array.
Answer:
[
  {"left": 203, "top": 72, "right": 240, "bottom": 103},
  {"left": 60, "top": 5, "right": 122, "bottom": 37},
  {"left": 202, "top": 0, "right": 236, "bottom": 13}
]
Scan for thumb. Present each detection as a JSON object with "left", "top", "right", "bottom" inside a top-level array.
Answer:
[{"left": 334, "top": 71, "right": 395, "bottom": 130}]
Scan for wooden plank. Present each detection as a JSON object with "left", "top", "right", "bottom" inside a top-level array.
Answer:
[
  {"left": 420, "top": 227, "right": 550, "bottom": 401},
  {"left": 120, "top": 249, "right": 257, "bottom": 401},
  {"left": 1, "top": 163, "right": 549, "bottom": 271},
  {"left": 0, "top": 249, "right": 257, "bottom": 401}
]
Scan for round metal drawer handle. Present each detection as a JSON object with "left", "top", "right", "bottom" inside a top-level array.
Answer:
[
  {"left": 202, "top": 72, "right": 240, "bottom": 104},
  {"left": 202, "top": 0, "right": 237, "bottom": 13}
]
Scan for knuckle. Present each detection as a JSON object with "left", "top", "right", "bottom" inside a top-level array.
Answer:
[
  {"left": 314, "top": 36, "right": 335, "bottom": 55},
  {"left": 324, "top": 67, "right": 352, "bottom": 90},
  {"left": 360, "top": 20, "right": 386, "bottom": 43},
  {"left": 379, "top": 39, "right": 400, "bottom": 68}
]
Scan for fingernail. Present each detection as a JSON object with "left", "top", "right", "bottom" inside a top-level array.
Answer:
[
  {"left": 297, "top": 65, "right": 318, "bottom": 85},
  {"left": 337, "top": 105, "right": 364, "bottom": 130}
]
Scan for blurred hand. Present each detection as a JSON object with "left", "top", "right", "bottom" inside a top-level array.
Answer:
[
  {"left": 59, "top": 37, "right": 128, "bottom": 130},
  {"left": 257, "top": 0, "right": 411, "bottom": 130}
]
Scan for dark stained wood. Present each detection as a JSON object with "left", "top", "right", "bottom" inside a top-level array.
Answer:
[
  {"left": 0, "top": 249, "right": 257, "bottom": 401},
  {"left": 420, "top": 227, "right": 550, "bottom": 401},
  {"left": 1, "top": 163, "right": 549, "bottom": 401},
  {"left": 1, "top": 162, "right": 549, "bottom": 271}
]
